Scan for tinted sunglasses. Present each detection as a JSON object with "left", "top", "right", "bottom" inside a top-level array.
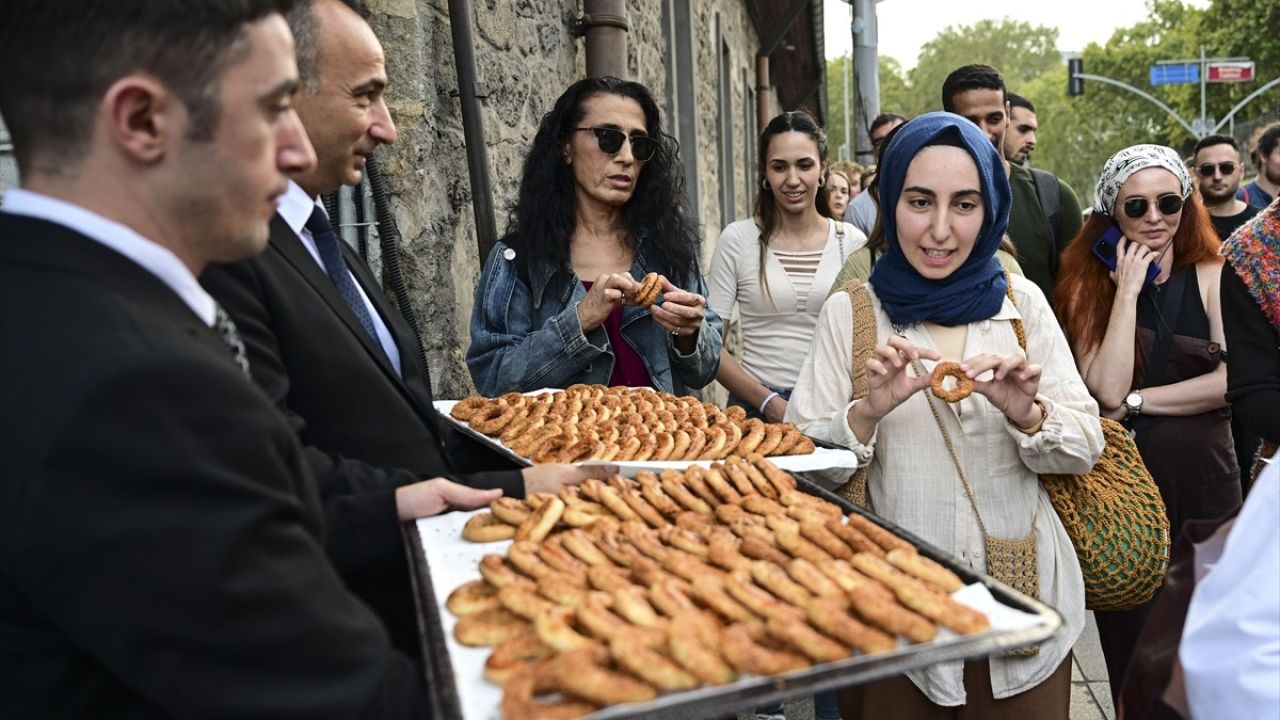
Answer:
[
  {"left": 1196, "top": 161, "right": 1237, "bottom": 177},
  {"left": 573, "top": 127, "right": 658, "bottom": 162},
  {"left": 1121, "top": 193, "right": 1184, "bottom": 219}
]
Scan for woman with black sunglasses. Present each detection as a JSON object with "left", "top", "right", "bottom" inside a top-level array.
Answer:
[
  {"left": 466, "top": 77, "right": 721, "bottom": 397},
  {"left": 1053, "top": 144, "right": 1240, "bottom": 702}
]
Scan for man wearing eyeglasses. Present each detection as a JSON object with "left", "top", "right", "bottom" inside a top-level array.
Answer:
[
  {"left": 1192, "top": 134, "right": 1260, "bottom": 242},
  {"left": 200, "top": 0, "right": 605, "bottom": 659}
]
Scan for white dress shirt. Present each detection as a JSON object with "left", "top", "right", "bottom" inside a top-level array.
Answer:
[
  {"left": 277, "top": 181, "right": 402, "bottom": 376},
  {"left": 786, "top": 274, "right": 1104, "bottom": 704},
  {"left": 2, "top": 188, "right": 216, "bottom": 326},
  {"left": 1181, "top": 456, "right": 1280, "bottom": 719}
]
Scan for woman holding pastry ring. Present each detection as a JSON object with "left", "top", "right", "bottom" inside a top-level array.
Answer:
[
  {"left": 787, "top": 112, "right": 1103, "bottom": 717},
  {"left": 467, "top": 77, "right": 721, "bottom": 395}
]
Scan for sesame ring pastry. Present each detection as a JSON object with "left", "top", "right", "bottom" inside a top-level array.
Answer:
[
  {"left": 515, "top": 497, "right": 565, "bottom": 543},
  {"left": 446, "top": 579, "right": 501, "bottom": 615},
  {"left": 632, "top": 272, "right": 663, "bottom": 307},
  {"left": 930, "top": 361, "right": 975, "bottom": 403},
  {"left": 453, "top": 606, "right": 529, "bottom": 647},
  {"left": 462, "top": 512, "right": 518, "bottom": 543},
  {"left": 450, "top": 396, "right": 492, "bottom": 421}
]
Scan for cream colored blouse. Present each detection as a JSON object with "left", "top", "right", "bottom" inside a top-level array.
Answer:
[
  {"left": 786, "top": 274, "right": 1103, "bottom": 705},
  {"left": 707, "top": 218, "right": 866, "bottom": 390}
]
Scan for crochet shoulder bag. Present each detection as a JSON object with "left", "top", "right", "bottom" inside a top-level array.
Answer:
[{"left": 1003, "top": 280, "right": 1169, "bottom": 611}]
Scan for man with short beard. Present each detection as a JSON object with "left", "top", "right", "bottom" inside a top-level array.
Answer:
[
  {"left": 1002, "top": 93, "right": 1037, "bottom": 166},
  {"left": 1191, "top": 133, "right": 1262, "bottom": 496},
  {"left": 1193, "top": 134, "right": 1260, "bottom": 241},
  {"left": 942, "top": 65, "right": 1082, "bottom": 304}
]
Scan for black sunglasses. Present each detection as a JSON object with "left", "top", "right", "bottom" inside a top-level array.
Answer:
[
  {"left": 1196, "top": 161, "right": 1237, "bottom": 177},
  {"left": 1121, "top": 193, "right": 1184, "bottom": 219},
  {"left": 572, "top": 127, "right": 658, "bottom": 162}
]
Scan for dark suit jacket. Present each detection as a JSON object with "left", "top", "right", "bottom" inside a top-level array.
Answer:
[
  {"left": 0, "top": 214, "right": 427, "bottom": 718},
  {"left": 200, "top": 213, "right": 521, "bottom": 654}
]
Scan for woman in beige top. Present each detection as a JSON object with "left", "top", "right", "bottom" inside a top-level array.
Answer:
[
  {"left": 787, "top": 113, "right": 1103, "bottom": 717},
  {"left": 708, "top": 111, "right": 863, "bottom": 424}
]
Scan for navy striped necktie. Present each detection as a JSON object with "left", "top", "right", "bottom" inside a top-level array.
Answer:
[{"left": 305, "top": 206, "right": 380, "bottom": 343}]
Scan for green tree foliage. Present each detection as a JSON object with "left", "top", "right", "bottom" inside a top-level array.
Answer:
[
  {"left": 825, "top": 0, "right": 1279, "bottom": 206},
  {"left": 904, "top": 19, "right": 1061, "bottom": 117},
  {"left": 823, "top": 55, "right": 911, "bottom": 161}
]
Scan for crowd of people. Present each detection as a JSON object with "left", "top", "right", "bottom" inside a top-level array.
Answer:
[{"left": 2, "top": 1, "right": 1276, "bottom": 719}]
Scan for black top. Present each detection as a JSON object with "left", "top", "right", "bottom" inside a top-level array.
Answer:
[
  {"left": 1221, "top": 261, "right": 1280, "bottom": 443},
  {"left": 1131, "top": 264, "right": 1240, "bottom": 532},
  {"left": 1209, "top": 205, "right": 1261, "bottom": 241}
]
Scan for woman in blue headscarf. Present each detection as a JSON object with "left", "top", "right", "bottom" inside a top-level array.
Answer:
[{"left": 787, "top": 113, "right": 1103, "bottom": 717}]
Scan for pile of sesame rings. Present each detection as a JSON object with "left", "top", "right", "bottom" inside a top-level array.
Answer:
[
  {"left": 448, "top": 457, "right": 992, "bottom": 719},
  {"left": 449, "top": 385, "right": 817, "bottom": 464}
]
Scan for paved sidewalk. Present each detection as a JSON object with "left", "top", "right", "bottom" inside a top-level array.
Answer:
[
  {"left": 1071, "top": 611, "right": 1116, "bottom": 719},
  {"left": 737, "top": 611, "right": 1115, "bottom": 719}
]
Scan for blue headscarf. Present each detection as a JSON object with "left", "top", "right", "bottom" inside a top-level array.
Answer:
[{"left": 867, "top": 111, "right": 1011, "bottom": 327}]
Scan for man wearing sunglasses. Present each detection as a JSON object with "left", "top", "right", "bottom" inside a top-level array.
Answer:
[
  {"left": 1192, "top": 134, "right": 1260, "bottom": 242},
  {"left": 1190, "top": 133, "right": 1263, "bottom": 498}
]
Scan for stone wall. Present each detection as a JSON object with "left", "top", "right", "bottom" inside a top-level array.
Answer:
[{"left": 365, "top": 0, "right": 775, "bottom": 399}]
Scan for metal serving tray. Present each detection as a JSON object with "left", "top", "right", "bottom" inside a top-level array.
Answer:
[
  {"left": 433, "top": 398, "right": 860, "bottom": 477},
  {"left": 405, "top": 469, "right": 1062, "bottom": 720}
]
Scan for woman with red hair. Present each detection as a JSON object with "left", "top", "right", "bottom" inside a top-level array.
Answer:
[{"left": 1053, "top": 144, "right": 1241, "bottom": 702}]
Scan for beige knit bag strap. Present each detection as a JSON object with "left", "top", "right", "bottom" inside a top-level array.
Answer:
[
  {"left": 836, "top": 279, "right": 875, "bottom": 507},
  {"left": 1003, "top": 270, "right": 1028, "bottom": 351}
]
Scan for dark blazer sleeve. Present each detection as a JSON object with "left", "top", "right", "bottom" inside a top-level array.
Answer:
[
  {"left": 5, "top": 359, "right": 428, "bottom": 718},
  {"left": 1222, "top": 261, "right": 1280, "bottom": 443},
  {"left": 201, "top": 256, "right": 421, "bottom": 498}
]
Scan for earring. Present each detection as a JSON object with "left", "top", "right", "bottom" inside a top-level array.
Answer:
[
  {"left": 818, "top": 176, "right": 825, "bottom": 188},
  {"left": 761, "top": 179, "right": 770, "bottom": 190}
]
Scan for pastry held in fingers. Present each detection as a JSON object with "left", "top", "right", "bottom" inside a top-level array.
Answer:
[
  {"left": 931, "top": 361, "right": 975, "bottom": 403},
  {"left": 632, "top": 272, "right": 663, "bottom": 307}
]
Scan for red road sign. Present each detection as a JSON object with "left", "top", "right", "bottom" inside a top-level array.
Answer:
[{"left": 1207, "top": 62, "right": 1255, "bottom": 83}]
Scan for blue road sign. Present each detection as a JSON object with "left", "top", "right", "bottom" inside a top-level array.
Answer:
[{"left": 1150, "top": 64, "right": 1199, "bottom": 85}]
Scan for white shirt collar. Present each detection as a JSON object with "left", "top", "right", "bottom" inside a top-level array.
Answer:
[
  {"left": 278, "top": 179, "right": 322, "bottom": 235},
  {"left": 1, "top": 188, "right": 217, "bottom": 326}
]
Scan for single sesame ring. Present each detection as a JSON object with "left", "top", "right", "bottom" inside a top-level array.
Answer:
[
  {"left": 931, "top": 361, "right": 975, "bottom": 403},
  {"left": 632, "top": 272, "right": 663, "bottom": 307},
  {"left": 461, "top": 512, "right": 518, "bottom": 543}
]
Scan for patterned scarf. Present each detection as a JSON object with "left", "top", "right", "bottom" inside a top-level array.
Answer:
[
  {"left": 1093, "top": 144, "right": 1193, "bottom": 216},
  {"left": 1222, "top": 197, "right": 1280, "bottom": 330},
  {"left": 867, "top": 112, "right": 1010, "bottom": 327}
]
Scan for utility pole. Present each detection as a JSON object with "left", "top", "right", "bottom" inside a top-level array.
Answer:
[{"left": 850, "top": 0, "right": 881, "bottom": 166}]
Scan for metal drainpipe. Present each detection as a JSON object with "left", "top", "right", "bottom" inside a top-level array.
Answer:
[
  {"left": 446, "top": 0, "right": 498, "bottom": 262},
  {"left": 574, "top": 0, "right": 629, "bottom": 78},
  {"left": 756, "top": 54, "right": 770, "bottom": 133}
]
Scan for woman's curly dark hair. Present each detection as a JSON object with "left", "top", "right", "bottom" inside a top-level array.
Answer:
[{"left": 504, "top": 77, "right": 701, "bottom": 282}]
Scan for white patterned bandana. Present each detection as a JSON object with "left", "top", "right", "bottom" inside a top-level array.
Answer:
[{"left": 1093, "top": 144, "right": 1193, "bottom": 216}]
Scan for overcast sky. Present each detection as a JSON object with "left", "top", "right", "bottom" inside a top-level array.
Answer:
[{"left": 823, "top": 0, "right": 1210, "bottom": 68}]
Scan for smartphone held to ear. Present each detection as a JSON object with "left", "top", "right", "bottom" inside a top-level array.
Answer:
[{"left": 1092, "top": 225, "right": 1161, "bottom": 290}]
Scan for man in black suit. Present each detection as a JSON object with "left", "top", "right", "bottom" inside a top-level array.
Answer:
[
  {"left": 1, "top": 1, "right": 490, "bottom": 715},
  {"left": 201, "top": 0, "right": 607, "bottom": 655}
]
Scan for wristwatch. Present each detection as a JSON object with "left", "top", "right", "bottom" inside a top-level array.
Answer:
[{"left": 1123, "top": 390, "right": 1144, "bottom": 418}]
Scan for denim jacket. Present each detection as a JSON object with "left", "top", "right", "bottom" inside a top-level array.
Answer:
[{"left": 467, "top": 238, "right": 722, "bottom": 396}]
